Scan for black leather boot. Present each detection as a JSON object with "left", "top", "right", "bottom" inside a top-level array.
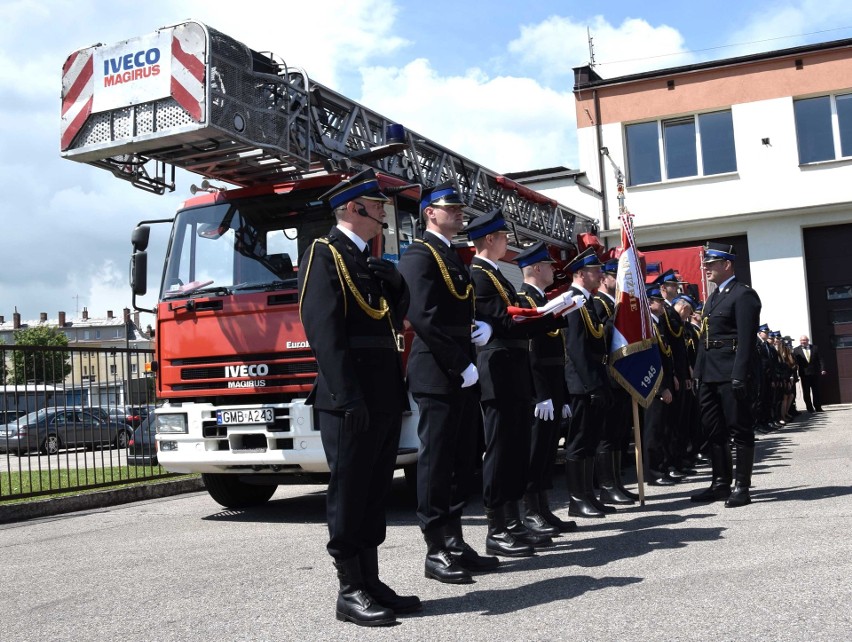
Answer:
[
  {"left": 505, "top": 500, "right": 553, "bottom": 547},
  {"left": 523, "top": 492, "right": 560, "bottom": 537},
  {"left": 359, "top": 548, "right": 422, "bottom": 614},
  {"left": 334, "top": 557, "right": 396, "bottom": 626},
  {"left": 596, "top": 451, "right": 635, "bottom": 505},
  {"left": 613, "top": 451, "right": 640, "bottom": 501},
  {"left": 566, "top": 459, "right": 605, "bottom": 518},
  {"left": 423, "top": 528, "right": 473, "bottom": 584},
  {"left": 691, "top": 443, "right": 733, "bottom": 502},
  {"left": 485, "top": 505, "right": 535, "bottom": 557},
  {"left": 726, "top": 445, "right": 755, "bottom": 508},
  {"left": 585, "top": 456, "right": 616, "bottom": 513},
  {"left": 444, "top": 517, "right": 500, "bottom": 571},
  {"left": 537, "top": 490, "right": 577, "bottom": 533}
]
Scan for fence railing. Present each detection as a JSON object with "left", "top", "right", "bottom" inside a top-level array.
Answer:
[{"left": 0, "top": 344, "right": 179, "bottom": 501}]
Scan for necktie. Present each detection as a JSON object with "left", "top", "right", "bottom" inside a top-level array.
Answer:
[{"left": 804, "top": 347, "right": 810, "bottom": 362}]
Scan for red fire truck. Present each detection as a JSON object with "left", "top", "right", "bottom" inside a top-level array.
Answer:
[{"left": 61, "top": 20, "right": 598, "bottom": 508}]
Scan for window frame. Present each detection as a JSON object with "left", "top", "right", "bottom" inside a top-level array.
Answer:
[
  {"left": 625, "top": 109, "right": 737, "bottom": 186},
  {"left": 793, "top": 91, "right": 852, "bottom": 164}
]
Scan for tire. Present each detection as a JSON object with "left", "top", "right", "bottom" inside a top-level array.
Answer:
[
  {"left": 114, "top": 429, "right": 131, "bottom": 450},
  {"left": 42, "top": 434, "right": 61, "bottom": 456},
  {"left": 201, "top": 473, "right": 277, "bottom": 509}
]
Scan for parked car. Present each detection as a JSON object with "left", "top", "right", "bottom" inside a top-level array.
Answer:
[
  {"left": 127, "top": 417, "right": 157, "bottom": 467},
  {"left": 100, "top": 405, "right": 152, "bottom": 428},
  {"left": 0, "top": 407, "right": 132, "bottom": 456}
]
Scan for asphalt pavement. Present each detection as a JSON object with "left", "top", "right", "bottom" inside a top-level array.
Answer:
[{"left": 1, "top": 405, "right": 850, "bottom": 641}]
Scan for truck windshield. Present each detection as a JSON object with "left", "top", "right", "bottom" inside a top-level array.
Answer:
[{"left": 161, "top": 198, "right": 335, "bottom": 299}]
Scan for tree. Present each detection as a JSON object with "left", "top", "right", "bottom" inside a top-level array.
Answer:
[{"left": 8, "top": 326, "right": 72, "bottom": 384}]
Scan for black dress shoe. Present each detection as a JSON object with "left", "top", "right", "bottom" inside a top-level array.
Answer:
[
  {"left": 425, "top": 549, "right": 473, "bottom": 584},
  {"left": 649, "top": 475, "right": 677, "bottom": 486},
  {"left": 450, "top": 542, "right": 500, "bottom": 572},
  {"left": 725, "top": 485, "right": 752, "bottom": 508},
  {"left": 485, "top": 531, "right": 535, "bottom": 558}
]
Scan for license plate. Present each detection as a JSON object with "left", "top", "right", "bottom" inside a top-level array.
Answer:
[{"left": 216, "top": 408, "right": 274, "bottom": 425}]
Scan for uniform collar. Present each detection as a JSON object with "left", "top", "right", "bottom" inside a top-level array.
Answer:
[
  {"left": 335, "top": 225, "right": 368, "bottom": 252},
  {"left": 425, "top": 229, "right": 452, "bottom": 247}
]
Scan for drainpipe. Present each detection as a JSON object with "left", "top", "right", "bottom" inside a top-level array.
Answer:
[{"left": 593, "top": 88, "right": 609, "bottom": 234}]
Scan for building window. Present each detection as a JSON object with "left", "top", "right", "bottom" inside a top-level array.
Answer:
[
  {"left": 83, "top": 366, "right": 88, "bottom": 375},
  {"left": 626, "top": 110, "right": 737, "bottom": 186},
  {"left": 131, "top": 363, "right": 138, "bottom": 374},
  {"left": 794, "top": 93, "right": 852, "bottom": 163},
  {"left": 109, "top": 364, "right": 117, "bottom": 376}
]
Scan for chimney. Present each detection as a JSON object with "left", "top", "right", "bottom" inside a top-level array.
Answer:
[
  {"left": 133, "top": 311, "right": 140, "bottom": 328},
  {"left": 58, "top": 311, "right": 66, "bottom": 327},
  {"left": 107, "top": 310, "right": 114, "bottom": 319},
  {"left": 123, "top": 308, "right": 131, "bottom": 324},
  {"left": 0, "top": 315, "right": 4, "bottom": 324},
  {"left": 82, "top": 307, "right": 88, "bottom": 320},
  {"left": 13, "top": 311, "right": 21, "bottom": 329},
  {"left": 39, "top": 312, "right": 48, "bottom": 323}
]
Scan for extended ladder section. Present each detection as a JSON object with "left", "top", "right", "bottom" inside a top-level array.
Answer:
[{"left": 61, "top": 20, "right": 597, "bottom": 248}]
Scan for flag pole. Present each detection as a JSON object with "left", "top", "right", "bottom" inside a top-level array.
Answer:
[
  {"left": 615, "top": 177, "right": 647, "bottom": 506},
  {"left": 632, "top": 399, "right": 645, "bottom": 505}
]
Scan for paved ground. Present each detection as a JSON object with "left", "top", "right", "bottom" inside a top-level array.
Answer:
[{"left": 1, "top": 406, "right": 850, "bottom": 641}]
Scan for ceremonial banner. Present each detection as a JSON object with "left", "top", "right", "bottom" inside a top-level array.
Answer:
[{"left": 609, "top": 214, "right": 662, "bottom": 407}]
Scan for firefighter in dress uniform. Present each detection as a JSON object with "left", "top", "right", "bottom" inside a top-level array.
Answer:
[
  {"left": 692, "top": 242, "right": 761, "bottom": 508},
  {"left": 563, "top": 248, "right": 614, "bottom": 518},
  {"left": 516, "top": 241, "right": 578, "bottom": 534},
  {"left": 298, "top": 169, "right": 420, "bottom": 627},
  {"left": 469, "top": 209, "right": 579, "bottom": 556},
  {"left": 644, "top": 285, "right": 677, "bottom": 485},
  {"left": 592, "top": 259, "right": 640, "bottom": 505},
  {"left": 397, "top": 182, "right": 499, "bottom": 584}
]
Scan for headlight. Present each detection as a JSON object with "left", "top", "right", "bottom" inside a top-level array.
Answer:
[{"left": 156, "top": 413, "right": 188, "bottom": 433}]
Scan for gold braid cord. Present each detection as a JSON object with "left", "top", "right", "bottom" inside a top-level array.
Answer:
[
  {"left": 664, "top": 308, "right": 683, "bottom": 338},
  {"left": 316, "top": 239, "right": 390, "bottom": 321},
  {"left": 580, "top": 306, "right": 605, "bottom": 339},
  {"left": 654, "top": 324, "right": 672, "bottom": 357},
  {"left": 472, "top": 264, "right": 511, "bottom": 307},
  {"left": 593, "top": 295, "right": 613, "bottom": 319},
  {"left": 299, "top": 240, "right": 348, "bottom": 321},
  {"left": 414, "top": 239, "right": 473, "bottom": 301}
]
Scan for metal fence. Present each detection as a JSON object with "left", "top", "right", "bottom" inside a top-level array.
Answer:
[{"left": 0, "top": 344, "right": 179, "bottom": 501}]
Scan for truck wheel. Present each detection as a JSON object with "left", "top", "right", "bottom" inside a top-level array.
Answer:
[{"left": 201, "top": 473, "right": 277, "bottom": 509}]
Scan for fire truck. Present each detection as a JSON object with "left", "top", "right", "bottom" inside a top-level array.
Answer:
[{"left": 60, "top": 20, "right": 599, "bottom": 508}]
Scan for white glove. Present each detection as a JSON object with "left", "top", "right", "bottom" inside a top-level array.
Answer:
[
  {"left": 560, "top": 294, "right": 586, "bottom": 317},
  {"left": 562, "top": 403, "right": 572, "bottom": 419},
  {"left": 471, "top": 320, "right": 493, "bottom": 346},
  {"left": 461, "top": 363, "right": 479, "bottom": 388},
  {"left": 534, "top": 399, "right": 555, "bottom": 421}
]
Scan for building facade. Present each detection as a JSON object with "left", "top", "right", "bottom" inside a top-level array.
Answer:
[{"left": 549, "top": 39, "right": 852, "bottom": 404}]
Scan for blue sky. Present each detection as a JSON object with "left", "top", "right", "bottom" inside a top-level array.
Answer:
[{"left": 2, "top": 0, "right": 852, "bottom": 323}]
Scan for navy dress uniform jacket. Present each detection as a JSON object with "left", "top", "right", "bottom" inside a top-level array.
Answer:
[
  {"left": 298, "top": 227, "right": 409, "bottom": 412},
  {"left": 519, "top": 283, "right": 568, "bottom": 406},
  {"left": 398, "top": 235, "right": 476, "bottom": 394},
  {"left": 564, "top": 285, "right": 608, "bottom": 395},
  {"left": 694, "top": 280, "right": 761, "bottom": 386}
]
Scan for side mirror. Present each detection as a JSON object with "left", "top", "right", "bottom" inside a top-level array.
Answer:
[
  {"left": 131, "top": 225, "right": 151, "bottom": 251},
  {"left": 130, "top": 251, "right": 148, "bottom": 296}
]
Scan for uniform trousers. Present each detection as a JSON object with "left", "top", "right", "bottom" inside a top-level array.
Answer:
[
  {"left": 565, "top": 394, "right": 604, "bottom": 460},
  {"left": 800, "top": 375, "right": 822, "bottom": 411},
  {"left": 527, "top": 414, "right": 561, "bottom": 493},
  {"left": 413, "top": 390, "right": 480, "bottom": 532},
  {"left": 319, "top": 408, "right": 401, "bottom": 561},
  {"left": 598, "top": 387, "right": 631, "bottom": 454},
  {"left": 698, "top": 381, "right": 755, "bottom": 449},
  {"left": 643, "top": 396, "right": 671, "bottom": 473},
  {"left": 481, "top": 399, "right": 531, "bottom": 508}
]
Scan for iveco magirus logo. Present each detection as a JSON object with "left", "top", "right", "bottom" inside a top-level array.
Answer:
[{"left": 226, "top": 364, "right": 269, "bottom": 388}]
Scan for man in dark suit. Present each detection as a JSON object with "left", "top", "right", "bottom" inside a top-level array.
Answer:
[
  {"left": 397, "top": 182, "right": 498, "bottom": 584},
  {"left": 516, "top": 241, "right": 577, "bottom": 534},
  {"left": 563, "top": 248, "right": 614, "bottom": 518},
  {"left": 692, "top": 242, "right": 761, "bottom": 508},
  {"left": 298, "top": 168, "right": 419, "bottom": 626},
  {"left": 469, "top": 209, "right": 578, "bottom": 556},
  {"left": 793, "top": 335, "right": 826, "bottom": 412}
]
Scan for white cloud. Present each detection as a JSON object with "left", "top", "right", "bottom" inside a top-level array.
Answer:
[
  {"left": 508, "top": 15, "right": 693, "bottom": 81},
  {"left": 360, "top": 58, "right": 577, "bottom": 173}
]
